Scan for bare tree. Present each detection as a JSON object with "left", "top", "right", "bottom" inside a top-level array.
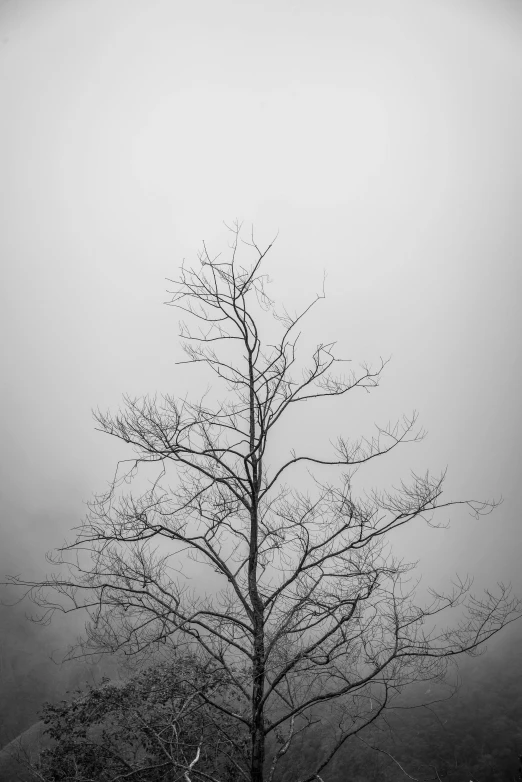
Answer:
[{"left": 8, "top": 223, "right": 520, "bottom": 782}]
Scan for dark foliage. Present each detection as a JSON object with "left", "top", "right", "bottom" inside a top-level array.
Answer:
[{"left": 33, "top": 654, "right": 249, "bottom": 781}]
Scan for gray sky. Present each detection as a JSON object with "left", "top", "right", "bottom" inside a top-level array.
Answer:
[{"left": 1, "top": 0, "right": 521, "bottom": 606}]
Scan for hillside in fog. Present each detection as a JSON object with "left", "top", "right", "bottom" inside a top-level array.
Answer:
[{"left": 1, "top": 609, "right": 521, "bottom": 782}]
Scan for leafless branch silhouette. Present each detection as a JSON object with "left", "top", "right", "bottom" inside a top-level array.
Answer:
[{"left": 7, "top": 222, "right": 520, "bottom": 782}]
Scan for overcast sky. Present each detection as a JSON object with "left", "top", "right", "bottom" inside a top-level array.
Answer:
[{"left": 1, "top": 0, "right": 521, "bottom": 614}]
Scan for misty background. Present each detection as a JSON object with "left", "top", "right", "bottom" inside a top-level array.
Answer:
[{"left": 1, "top": 0, "right": 521, "bottom": 764}]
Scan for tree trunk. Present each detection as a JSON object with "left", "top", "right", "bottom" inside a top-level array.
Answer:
[
  {"left": 251, "top": 608, "right": 266, "bottom": 782},
  {"left": 249, "top": 494, "right": 265, "bottom": 781},
  {"left": 247, "top": 350, "right": 266, "bottom": 782}
]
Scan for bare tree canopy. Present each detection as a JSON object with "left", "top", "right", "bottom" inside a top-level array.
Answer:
[{"left": 7, "top": 223, "right": 521, "bottom": 782}]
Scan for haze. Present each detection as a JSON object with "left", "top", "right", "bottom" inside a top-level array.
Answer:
[{"left": 1, "top": 0, "right": 521, "bottom": 625}]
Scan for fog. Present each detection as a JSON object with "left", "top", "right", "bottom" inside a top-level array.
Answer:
[{"left": 1, "top": 0, "right": 521, "bottom": 722}]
